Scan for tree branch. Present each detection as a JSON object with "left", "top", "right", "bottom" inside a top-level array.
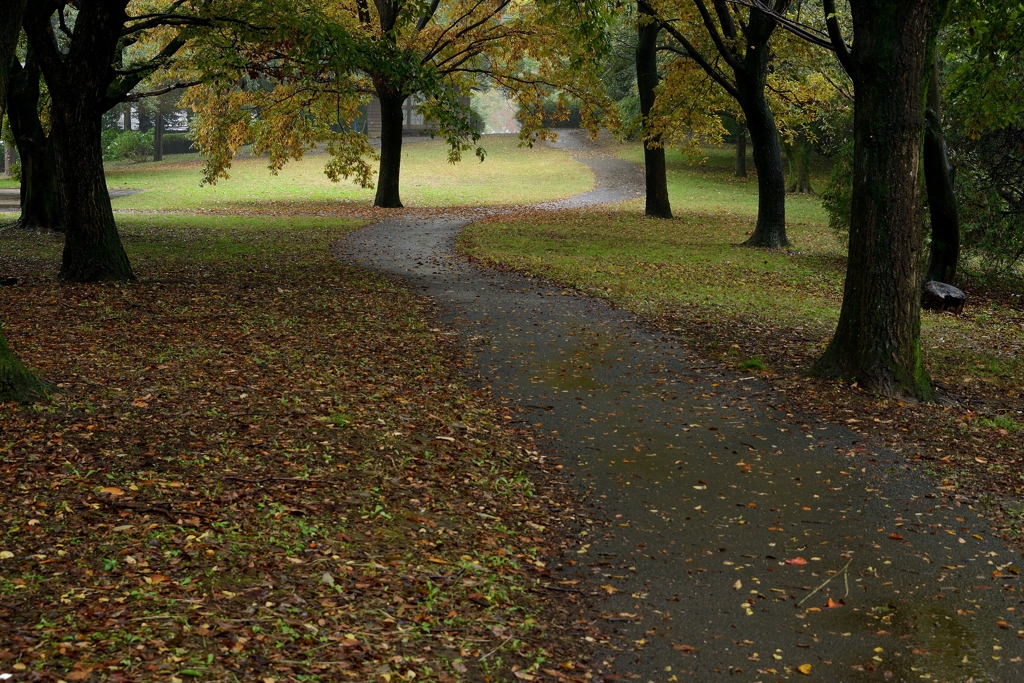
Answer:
[
  {"left": 638, "top": 1, "right": 739, "bottom": 100},
  {"left": 822, "top": 0, "right": 854, "bottom": 77},
  {"left": 416, "top": 0, "right": 441, "bottom": 31},
  {"left": 692, "top": 0, "right": 743, "bottom": 72},
  {"left": 721, "top": 0, "right": 835, "bottom": 51},
  {"left": 120, "top": 80, "right": 202, "bottom": 102}
]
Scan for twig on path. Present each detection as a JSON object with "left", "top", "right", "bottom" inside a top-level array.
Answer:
[
  {"left": 796, "top": 558, "right": 853, "bottom": 608},
  {"left": 98, "top": 497, "right": 215, "bottom": 522},
  {"left": 479, "top": 634, "right": 515, "bottom": 661},
  {"left": 221, "top": 476, "right": 330, "bottom": 485}
]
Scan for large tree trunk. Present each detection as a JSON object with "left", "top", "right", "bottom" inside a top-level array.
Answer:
[
  {"left": 736, "top": 75, "right": 789, "bottom": 247},
  {"left": 637, "top": 6, "right": 672, "bottom": 219},
  {"left": 0, "top": 329, "right": 50, "bottom": 402},
  {"left": 7, "top": 52, "right": 62, "bottom": 231},
  {"left": 24, "top": 1, "right": 135, "bottom": 282},
  {"left": 374, "top": 91, "right": 405, "bottom": 208},
  {"left": 813, "top": 0, "right": 947, "bottom": 400},
  {"left": 49, "top": 97, "right": 134, "bottom": 281},
  {"left": 734, "top": 122, "right": 747, "bottom": 177},
  {"left": 0, "top": 0, "right": 49, "bottom": 403},
  {"left": 923, "top": 49, "right": 959, "bottom": 284}
]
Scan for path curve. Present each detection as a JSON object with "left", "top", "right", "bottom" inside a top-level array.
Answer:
[{"left": 337, "top": 133, "right": 1022, "bottom": 682}]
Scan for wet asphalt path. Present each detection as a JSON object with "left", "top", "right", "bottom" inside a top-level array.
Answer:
[{"left": 337, "top": 133, "right": 1024, "bottom": 682}]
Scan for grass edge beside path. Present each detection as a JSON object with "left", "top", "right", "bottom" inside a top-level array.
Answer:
[
  {"left": 0, "top": 214, "right": 599, "bottom": 682},
  {"left": 459, "top": 207, "right": 1024, "bottom": 545}
]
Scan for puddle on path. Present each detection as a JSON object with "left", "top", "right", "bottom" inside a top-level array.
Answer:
[{"left": 337, "top": 140, "right": 1024, "bottom": 681}]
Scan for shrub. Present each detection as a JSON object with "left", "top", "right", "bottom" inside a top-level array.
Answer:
[
  {"left": 820, "top": 141, "right": 853, "bottom": 243},
  {"left": 103, "top": 130, "right": 153, "bottom": 162},
  {"left": 161, "top": 132, "right": 196, "bottom": 155}
]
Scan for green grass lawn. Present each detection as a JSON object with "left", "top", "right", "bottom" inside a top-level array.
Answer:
[
  {"left": 611, "top": 143, "right": 831, "bottom": 226},
  {"left": 104, "top": 134, "right": 593, "bottom": 212}
]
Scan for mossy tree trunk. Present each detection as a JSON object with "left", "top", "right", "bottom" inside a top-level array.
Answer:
[
  {"left": 813, "top": 0, "right": 949, "bottom": 400},
  {"left": 637, "top": 4, "right": 672, "bottom": 219},
  {"left": 0, "top": 0, "right": 49, "bottom": 403},
  {"left": 0, "top": 331, "right": 50, "bottom": 403}
]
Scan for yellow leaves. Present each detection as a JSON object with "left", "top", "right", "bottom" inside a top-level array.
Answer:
[
  {"left": 797, "top": 663, "right": 812, "bottom": 675},
  {"left": 600, "top": 584, "right": 619, "bottom": 594},
  {"left": 99, "top": 486, "right": 125, "bottom": 497}
]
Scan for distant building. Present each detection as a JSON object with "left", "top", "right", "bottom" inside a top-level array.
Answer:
[{"left": 363, "top": 94, "right": 471, "bottom": 137}]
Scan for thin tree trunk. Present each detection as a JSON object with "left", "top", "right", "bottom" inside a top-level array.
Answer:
[
  {"left": 813, "top": 0, "right": 947, "bottom": 400},
  {"left": 153, "top": 101, "right": 164, "bottom": 162},
  {"left": 50, "top": 94, "right": 134, "bottom": 281},
  {"left": 796, "top": 139, "right": 812, "bottom": 193},
  {"left": 7, "top": 51, "right": 61, "bottom": 231},
  {"left": 785, "top": 133, "right": 813, "bottom": 194},
  {"left": 732, "top": 7, "right": 789, "bottom": 247},
  {"left": 137, "top": 106, "right": 151, "bottom": 133},
  {"left": 0, "top": 0, "right": 49, "bottom": 403},
  {"left": 374, "top": 91, "right": 405, "bottom": 208},
  {"left": 637, "top": 5, "right": 671, "bottom": 219},
  {"left": 923, "top": 48, "right": 959, "bottom": 284},
  {"left": 735, "top": 122, "right": 747, "bottom": 177},
  {"left": 737, "top": 75, "right": 789, "bottom": 247}
]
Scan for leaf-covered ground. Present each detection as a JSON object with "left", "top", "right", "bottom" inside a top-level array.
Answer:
[{"left": 0, "top": 215, "right": 597, "bottom": 682}]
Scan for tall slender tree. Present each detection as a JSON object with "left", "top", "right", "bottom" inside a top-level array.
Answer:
[
  {"left": 640, "top": 0, "right": 791, "bottom": 247},
  {"left": 636, "top": 3, "right": 672, "bottom": 218},
  {"left": 188, "top": 0, "right": 614, "bottom": 209},
  {"left": 923, "top": 47, "right": 960, "bottom": 283},
  {"left": 0, "top": 0, "right": 49, "bottom": 403}
]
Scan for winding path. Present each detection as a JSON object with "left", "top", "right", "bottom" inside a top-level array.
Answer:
[{"left": 338, "top": 132, "right": 1022, "bottom": 682}]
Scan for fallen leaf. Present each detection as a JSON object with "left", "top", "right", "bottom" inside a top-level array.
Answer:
[
  {"left": 100, "top": 486, "right": 125, "bottom": 496},
  {"left": 797, "top": 663, "right": 812, "bottom": 675},
  {"left": 785, "top": 557, "right": 808, "bottom": 565},
  {"left": 733, "top": 579, "right": 742, "bottom": 590},
  {"left": 672, "top": 643, "right": 698, "bottom": 653},
  {"left": 888, "top": 533, "right": 904, "bottom": 540},
  {"left": 601, "top": 584, "right": 619, "bottom": 594},
  {"left": 826, "top": 597, "right": 844, "bottom": 608}
]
